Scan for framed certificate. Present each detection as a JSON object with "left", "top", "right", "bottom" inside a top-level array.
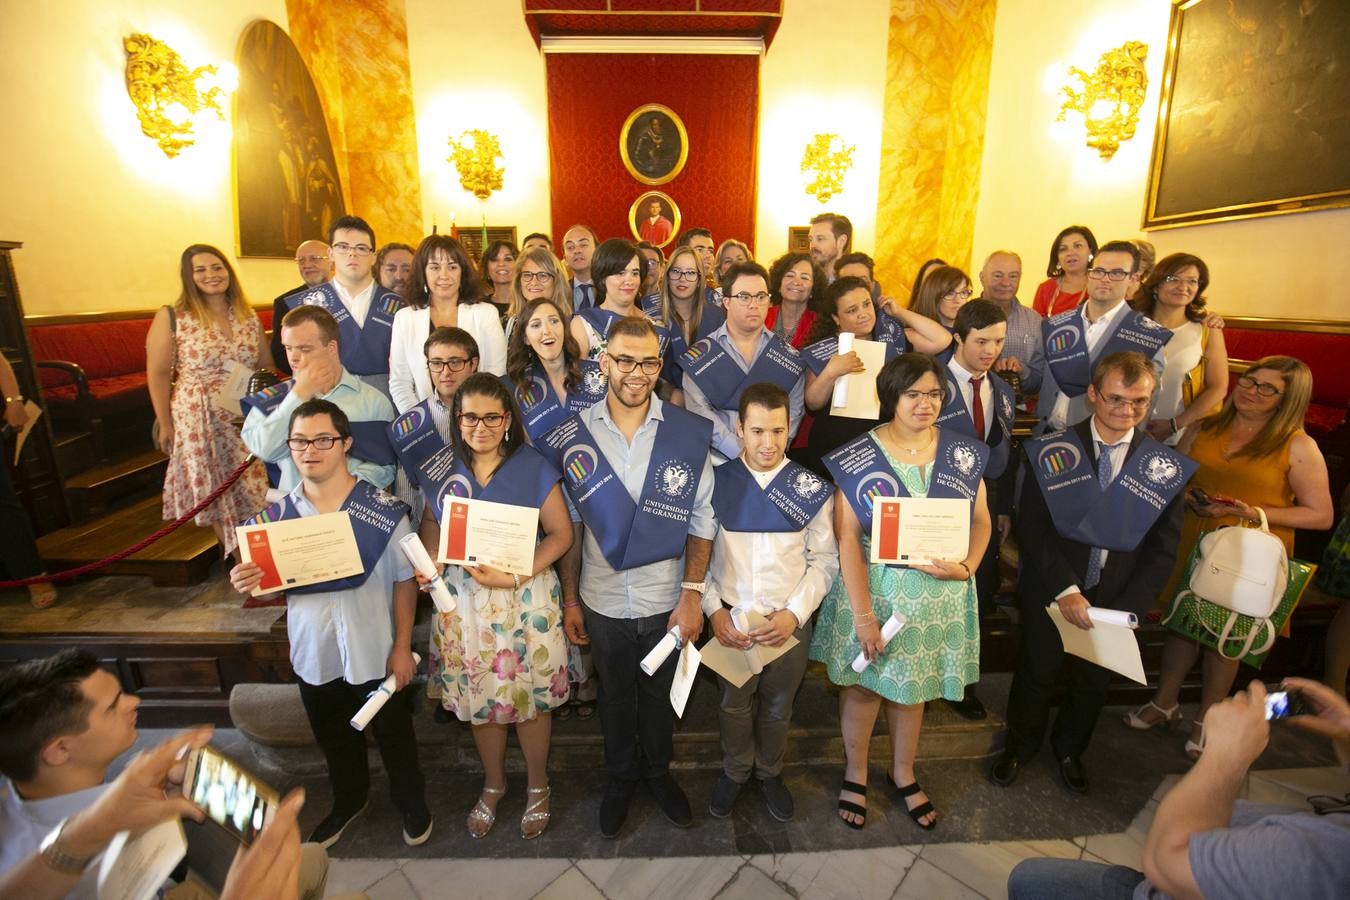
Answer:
[
  {"left": 236, "top": 511, "right": 364, "bottom": 595},
  {"left": 438, "top": 498, "right": 540, "bottom": 577},
  {"left": 869, "top": 497, "right": 969, "bottom": 566}
]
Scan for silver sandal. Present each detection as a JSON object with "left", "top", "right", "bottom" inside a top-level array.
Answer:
[
  {"left": 521, "top": 784, "right": 551, "bottom": 840},
  {"left": 467, "top": 784, "right": 506, "bottom": 838}
]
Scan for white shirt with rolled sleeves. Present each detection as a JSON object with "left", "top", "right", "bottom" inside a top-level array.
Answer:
[
  {"left": 1039, "top": 300, "right": 1165, "bottom": 433},
  {"left": 282, "top": 484, "right": 416, "bottom": 686},
  {"left": 702, "top": 458, "right": 839, "bottom": 627}
]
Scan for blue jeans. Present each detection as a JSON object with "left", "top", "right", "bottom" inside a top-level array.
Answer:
[{"left": 1008, "top": 858, "right": 1144, "bottom": 900}]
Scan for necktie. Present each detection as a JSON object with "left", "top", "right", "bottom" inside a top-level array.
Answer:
[
  {"left": 577, "top": 283, "right": 592, "bottom": 310},
  {"left": 969, "top": 375, "right": 986, "bottom": 441},
  {"left": 1084, "top": 441, "right": 1115, "bottom": 589}
]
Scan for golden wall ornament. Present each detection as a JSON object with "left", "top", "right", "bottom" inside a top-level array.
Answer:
[
  {"left": 1058, "top": 40, "right": 1149, "bottom": 160},
  {"left": 800, "top": 133, "right": 855, "bottom": 203},
  {"left": 123, "top": 33, "right": 224, "bottom": 158},
  {"left": 447, "top": 130, "right": 505, "bottom": 201}
]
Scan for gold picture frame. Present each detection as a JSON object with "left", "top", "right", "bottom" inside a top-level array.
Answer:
[
  {"left": 619, "top": 104, "right": 689, "bottom": 186},
  {"left": 1142, "top": 0, "right": 1350, "bottom": 230},
  {"left": 628, "top": 191, "right": 681, "bottom": 249}
]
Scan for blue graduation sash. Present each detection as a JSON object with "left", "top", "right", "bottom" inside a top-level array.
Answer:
[
  {"left": 640, "top": 293, "right": 662, "bottom": 320},
  {"left": 285, "top": 282, "right": 402, "bottom": 376},
  {"left": 661, "top": 303, "right": 725, "bottom": 384},
  {"left": 800, "top": 311, "right": 909, "bottom": 377},
  {"left": 541, "top": 406, "right": 712, "bottom": 571},
  {"left": 1025, "top": 428, "right": 1197, "bottom": 552},
  {"left": 712, "top": 457, "right": 830, "bottom": 533},
  {"left": 676, "top": 331, "right": 804, "bottom": 411},
  {"left": 574, "top": 307, "right": 670, "bottom": 358},
  {"left": 503, "top": 361, "right": 608, "bottom": 444},
  {"left": 934, "top": 370, "right": 1016, "bottom": 479},
  {"left": 1042, "top": 305, "right": 1171, "bottom": 398},
  {"left": 824, "top": 428, "right": 988, "bottom": 540},
  {"left": 243, "top": 479, "right": 407, "bottom": 592},
  {"left": 240, "top": 378, "right": 396, "bottom": 466}
]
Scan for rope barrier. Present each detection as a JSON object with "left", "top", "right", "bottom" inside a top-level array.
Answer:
[{"left": 0, "top": 455, "right": 259, "bottom": 588}]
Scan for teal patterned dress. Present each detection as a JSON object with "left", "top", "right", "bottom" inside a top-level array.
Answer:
[{"left": 808, "top": 443, "right": 979, "bottom": 704}]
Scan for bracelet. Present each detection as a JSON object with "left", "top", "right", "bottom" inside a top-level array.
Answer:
[
  {"left": 512, "top": 573, "right": 521, "bottom": 590},
  {"left": 853, "top": 611, "right": 876, "bottom": 624},
  {"left": 957, "top": 562, "right": 972, "bottom": 580},
  {"left": 562, "top": 600, "right": 581, "bottom": 610}
]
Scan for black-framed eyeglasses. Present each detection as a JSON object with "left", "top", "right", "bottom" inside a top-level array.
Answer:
[
  {"left": 609, "top": 355, "right": 663, "bottom": 375},
  {"left": 457, "top": 412, "right": 507, "bottom": 428},
  {"left": 331, "top": 242, "right": 373, "bottom": 256},
  {"left": 286, "top": 435, "right": 343, "bottom": 451},
  {"left": 943, "top": 288, "right": 974, "bottom": 301},
  {"left": 1237, "top": 375, "right": 1282, "bottom": 397},
  {"left": 520, "top": 271, "right": 555, "bottom": 283},
  {"left": 428, "top": 357, "right": 473, "bottom": 373},
  {"left": 727, "top": 291, "right": 771, "bottom": 306},
  {"left": 669, "top": 267, "right": 700, "bottom": 282},
  {"left": 1087, "top": 267, "right": 1132, "bottom": 282}
]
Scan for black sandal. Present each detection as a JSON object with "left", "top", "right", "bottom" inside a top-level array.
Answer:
[
  {"left": 837, "top": 779, "right": 867, "bottom": 829},
  {"left": 892, "top": 777, "right": 937, "bottom": 830}
]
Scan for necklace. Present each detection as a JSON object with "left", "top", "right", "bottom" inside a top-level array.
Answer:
[{"left": 891, "top": 426, "right": 935, "bottom": 457}]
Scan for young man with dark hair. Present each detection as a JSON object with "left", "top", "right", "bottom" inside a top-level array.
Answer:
[
  {"left": 242, "top": 304, "right": 397, "bottom": 492},
  {"left": 993, "top": 351, "right": 1190, "bottom": 793},
  {"left": 704, "top": 382, "right": 838, "bottom": 821},
  {"left": 679, "top": 261, "right": 805, "bottom": 462},
  {"left": 808, "top": 213, "right": 852, "bottom": 280},
  {"left": 276, "top": 214, "right": 403, "bottom": 398},
  {"left": 521, "top": 232, "right": 553, "bottom": 253},
  {"left": 233, "top": 398, "right": 431, "bottom": 849}
]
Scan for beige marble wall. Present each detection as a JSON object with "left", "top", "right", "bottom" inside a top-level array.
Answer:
[
  {"left": 286, "top": 0, "right": 423, "bottom": 245},
  {"left": 875, "top": 0, "right": 996, "bottom": 298}
]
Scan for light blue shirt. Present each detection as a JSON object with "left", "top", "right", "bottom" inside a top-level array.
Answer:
[
  {"left": 680, "top": 325, "right": 805, "bottom": 462},
  {"left": 0, "top": 780, "right": 108, "bottom": 900},
  {"left": 574, "top": 397, "right": 716, "bottom": 619},
  {"left": 983, "top": 294, "right": 1045, "bottom": 394},
  {"left": 283, "top": 482, "right": 415, "bottom": 685},
  {"left": 240, "top": 367, "right": 396, "bottom": 492}
]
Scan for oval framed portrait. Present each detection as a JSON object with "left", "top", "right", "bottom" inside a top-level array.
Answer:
[
  {"left": 619, "top": 104, "right": 688, "bottom": 186},
  {"left": 628, "top": 191, "right": 681, "bottom": 249}
]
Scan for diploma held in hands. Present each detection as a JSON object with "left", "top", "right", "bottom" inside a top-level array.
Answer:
[
  {"left": 1046, "top": 605, "right": 1146, "bottom": 684},
  {"left": 851, "top": 612, "right": 908, "bottom": 673},
  {"left": 439, "top": 497, "right": 540, "bottom": 576},
  {"left": 351, "top": 652, "right": 423, "bottom": 730},
  {"left": 870, "top": 497, "right": 970, "bottom": 566},
  {"left": 236, "top": 511, "right": 364, "bottom": 595},
  {"left": 398, "top": 533, "right": 455, "bottom": 614},
  {"left": 641, "top": 627, "right": 684, "bottom": 675},
  {"left": 830, "top": 333, "right": 886, "bottom": 420},
  {"left": 700, "top": 608, "right": 802, "bottom": 688}
]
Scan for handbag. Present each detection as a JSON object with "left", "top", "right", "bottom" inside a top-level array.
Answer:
[{"left": 1188, "top": 507, "right": 1287, "bottom": 618}]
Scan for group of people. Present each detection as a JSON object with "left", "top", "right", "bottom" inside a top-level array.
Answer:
[{"left": 3, "top": 208, "right": 1344, "bottom": 896}]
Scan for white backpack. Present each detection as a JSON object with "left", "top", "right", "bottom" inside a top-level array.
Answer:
[{"left": 1189, "top": 508, "right": 1288, "bottom": 618}]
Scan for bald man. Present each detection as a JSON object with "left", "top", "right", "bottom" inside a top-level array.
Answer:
[
  {"left": 977, "top": 250, "right": 1044, "bottom": 394},
  {"left": 272, "top": 240, "right": 334, "bottom": 375}
]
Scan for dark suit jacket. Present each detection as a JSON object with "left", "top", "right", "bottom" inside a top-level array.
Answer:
[
  {"left": 1015, "top": 419, "right": 1185, "bottom": 618},
  {"left": 269, "top": 284, "right": 309, "bottom": 375}
]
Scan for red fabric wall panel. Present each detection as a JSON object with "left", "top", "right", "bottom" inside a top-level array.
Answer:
[{"left": 545, "top": 53, "right": 758, "bottom": 253}]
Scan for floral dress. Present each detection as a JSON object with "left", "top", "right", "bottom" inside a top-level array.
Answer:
[
  {"left": 808, "top": 442, "right": 979, "bottom": 704},
  {"left": 435, "top": 565, "right": 570, "bottom": 724},
  {"left": 161, "top": 308, "right": 267, "bottom": 554}
]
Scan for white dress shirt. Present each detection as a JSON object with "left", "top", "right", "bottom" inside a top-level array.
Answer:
[
  {"left": 331, "top": 277, "right": 375, "bottom": 327},
  {"left": 388, "top": 303, "right": 507, "bottom": 413},
  {"left": 1055, "top": 418, "right": 1132, "bottom": 600},
  {"left": 0, "top": 780, "right": 108, "bottom": 900},
  {"left": 946, "top": 356, "right": 994, "bottom": 437},
  {"left": 702, "top": 458, "right": 839, "bottom": 626}
]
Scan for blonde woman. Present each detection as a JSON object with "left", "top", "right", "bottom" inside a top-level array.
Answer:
[{"left": 503, "top": 248, "right": 571, "bottom": 346}]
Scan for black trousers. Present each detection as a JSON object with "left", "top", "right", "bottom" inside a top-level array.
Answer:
[
  {"left": 974, "top": 477, "right": 1001, "bottom": 617},
  {"left": 0, "top": 457, "right": 43, "bottom": 579},
  {"left": 583, "top": 606, "right": 677, "bottom": 784},
  {"left": 297, "top": 675, "right": 427, "bottom": 816},
  {"left": 1004, "top": 588, "right": 1113, "bottom": 762}
]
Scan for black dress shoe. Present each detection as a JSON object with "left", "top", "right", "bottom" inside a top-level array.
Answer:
[
  {"left": 1058, "top": 755, "right": 1089, "bottom": 794},
  {"left": 758, "top": 775, "right": 794, "bottom": 822},
  {"left": 989, "top": 753, "right": 1021, "bottom": 786},
  {"left": 599, "top": 781, "right": 636, "bottom": 838},
  {"left": 646, "top": 773, "right": 693, "bottom": 828},
  {"left": 708, "top": 774, "right": 742, "bottom": 818},
  {"left": 946, "top": 692, "right": 988, "bottom": 721}
]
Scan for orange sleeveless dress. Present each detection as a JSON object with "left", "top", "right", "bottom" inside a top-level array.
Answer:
[{"left": 1155, "top": 424, "right": 1298, "bottom": 610}]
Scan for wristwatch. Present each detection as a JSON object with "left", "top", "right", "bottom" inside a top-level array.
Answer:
[
  {"left": 39, "top": 817, "right": 98, "bottom": 875},
  {"left": 680, "top": 581, "right": 706, "bottom": 594}
]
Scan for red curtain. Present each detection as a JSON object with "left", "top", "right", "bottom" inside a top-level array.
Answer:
[{"left": 544, "top": 53, "right": 758, "bottom": 254}]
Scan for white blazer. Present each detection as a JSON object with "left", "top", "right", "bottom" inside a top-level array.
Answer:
[{"left": 388, "top": 303, "right": 507, "bottom": 413}]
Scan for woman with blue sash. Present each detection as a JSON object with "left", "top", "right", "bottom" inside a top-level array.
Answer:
[
  {"left": 799, "top": 276, "right": 953, "bottom": 476},
  {"left": 655, "top": 244, "right": 725, "bottom": 390},
  {"left": 503, "top": 296, "right": 607, "bottom": 445},
  {"left": 403, "top": 374, "right": 573, "bottom": 840},
  {"left": 810, "top": 353, "right": 991, "bottom": 831},
  {"left": 569, "top": 238, "right": 670, "bottom": 362}
]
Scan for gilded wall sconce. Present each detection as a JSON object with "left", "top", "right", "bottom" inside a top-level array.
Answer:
[
  {"left": 447, "top": 130, "right": 505, "bottom": 201},
  {"left": 1058, "top": 40, "right": 1149, "bottom": 160},
  {"left": 123, "top": 33, "right": 225, "bottom": 158},
  {"left": 801, "top": 133, "right": 856, "bottom": 204}
]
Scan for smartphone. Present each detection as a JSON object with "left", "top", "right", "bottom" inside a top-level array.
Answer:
[
  {"left": 1189, "top": 487, "right": 1212, "bottom": 505},
  {"left": 181, "top": 744, "right": 279, "bottom": 845},
  {"left": 1264, "top": 690, "right": 1313, "bottom": 720}
]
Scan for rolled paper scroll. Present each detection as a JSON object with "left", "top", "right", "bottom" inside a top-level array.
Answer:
[
  {"left": 399, "top": 533, "right": 455, "bottom": 614},
  {"left": 350, "top": 652, "right": 423, "bottom": 730},
  {"left": 731, "top": 607, "right": 764, "bottom": 675},
  {"left": 851, "top": 612, "right": 908, "bottom": 673},
  {"left": 640, "top": 627, "right": 684, "bottom": 675}
]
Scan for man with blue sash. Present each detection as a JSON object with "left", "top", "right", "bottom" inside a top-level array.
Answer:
[
  {"left": 704, "top": 384, "right": 838, "bottom": 822},
  {"left": 230, "top": 399, "right": 432, "bottom": 850},
  {"left": 680, "top": 262, "right": 805, "bottom": 462},
  {"left": 284, "top": 215, "right": 403, "bottom": 398},
  {"left": 991, "top": 352, "right": 1190, "bottom": 794},
  {"left": 241, "top": 304, "right": 397, "bottom": 492},
  {"left": 1037, "top": 240, "right": 1170, "bottom": 434},
  {"left": 547, "top": 316, "right": 715, "bottom": 839}
]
